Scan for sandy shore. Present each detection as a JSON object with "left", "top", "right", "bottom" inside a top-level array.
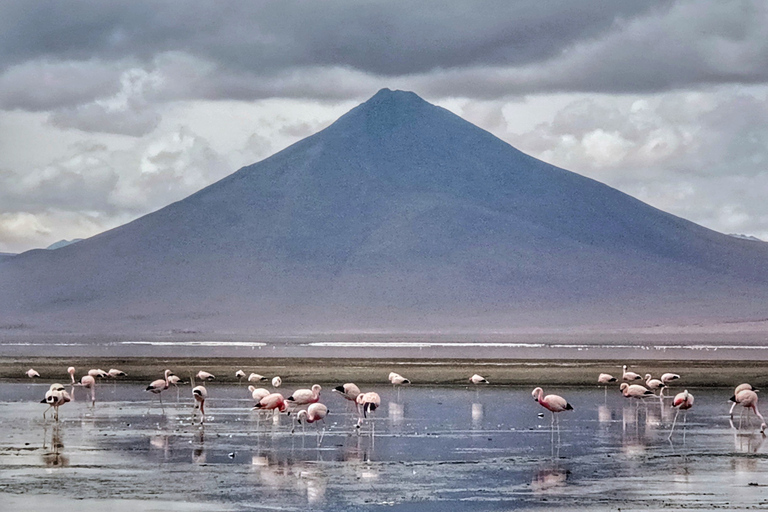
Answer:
[{"left": 2, "top": 356, "right": 768, "bottom": 386}]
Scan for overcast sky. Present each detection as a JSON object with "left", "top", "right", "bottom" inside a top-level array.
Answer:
[{"left": 2, "top": 0, "right": 768, "bottom": 253}]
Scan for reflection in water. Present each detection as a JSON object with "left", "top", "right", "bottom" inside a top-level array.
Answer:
[
  {"left": 730, "top": 418, "right": 766, "bottom": 454},
  {"left": 249, "top": 451, "right": 328, "bottom": 505},
  {"left": 192, "top": 427, "right": 206, "bottom": 464},
  {"left": 41, "top": 424, "right": 68, "bottom": 468},
  {"left": 388, "top": 402, "right": 404, "bottom": 426},
  {"left": 598, "top": 404, "right": 611, "bottom": 424},
  {"left": 532, "top": 465, "right": 569, "bottom": 493},
  {"left": 472, "top": 403, "right": 483, "bottom": 429}
]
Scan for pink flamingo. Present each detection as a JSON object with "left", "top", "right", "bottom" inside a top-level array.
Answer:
[
  {"left": 645, "top": 374, "right": 665, "bottom": 394},
  {"left": 68, "top": 367, "right": 96, "bottom": 405},
  {"left": 249, "top": 386, "right": 271, "bottom": 403},
  {"left": 732, "top": 389, "right": 767, "bottom": 433},
  {"left": 334, "top": 382, "right": 361, "bottom": 401},
  {"left": 729, "top": 383, "right": 759, "bottom": 417},
  {"left": 356, "top": 391, "right": 381, "bottom": 436},
  {"left": 294, "top": 403, "right": 329, "bottom": 441},
  {"left": 196, "top": 371, "right": 215, "bottom": 382},
  {"left": 470, "top": 374, "right": 489, "bottom": 384},
  {"left": 668, "top": 390, "right": 694, "bottom": 439},
  {"left": 532, "top": 387, "right": 573, "bottom": 429},
  {"left": 598, "top": 373, "right": 617, "bottom": 398},
  {"left": 146, "top": 369, "right": 172, "bottom": 411},
  {"left": 253, "top": 393, "right": 288, "bottom": 413},
  {"left": 41, "top": 384, "right": 70, "bottom": 420},
  {"left": 620, "top": 383, "right": 654, "bottom": 400},
  {"left": 622, "top": 365, "right": 642, "bottom": 382},
  {"left": 107, "top": 369, "right": 127, "bottom": 378},
  {"left": 192, "top": 385, "right": 208, "bottom": 424},
  {"left": 287, "top": 384, "right": 322, "bottom": 408},
  {"left": 26, "top": 368, "right": 40, "bottom": 378}
]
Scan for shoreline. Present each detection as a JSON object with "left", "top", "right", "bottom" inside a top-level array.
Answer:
[{"left": 3, "top": 356, "right": 767, "bottom": 386}]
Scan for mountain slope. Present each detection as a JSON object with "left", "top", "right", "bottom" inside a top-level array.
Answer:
[{"left": 2, "top": 89, "right": 768, "bottom": 335}]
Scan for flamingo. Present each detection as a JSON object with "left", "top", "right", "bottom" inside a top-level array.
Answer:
[
  {"left": 272, "top": 376, "right": 282, "bottom": 388},
  {"left": 248, "top": 373, "right": 269, "bottom": 383},
  {"left": 620, "top": 383, "right": 654, "bottom": 399},
  {"left": 470, "top": 374, "right": 489, "bottom": 384},
  {"left": 388, "top": 372, "right": 410, "bottom": 386},
  {"left": 41, "top": 384, "right": 70, "bottom": 421},
  {"left": 168, "top": 374, "right": 184, "bottom": 401},
  {"left": 731, "top": 389, "right": 767, "bottom": 433},
  {"left": 88, "top": 369, "right": 109, "bottom": 379},
  {"left": 622, "top": 365, "right": 642, "bottom": 382},
  {"left": 26, "top": 368, "right": 40, "bottom": 378},
  {"left": 645, "top": 374, "right": 665, "bottom": 394},
  {"left": 668, "top": 390, "right": 694, "bottom": 439},
  {"left": 235, "top": 370, "right": 246, "bottom": 384},
  {"left": 69, "top": 367, "right": 96, "bottom": 405},
  {"left": 248, "top": 386, "right": 271, "bottom": 403},
  {"left": 146, "top": 369, "right": 172, "bottom": 411},
  {"left": 253, "top": 393, "right": 288, "bottom": 413},
  {"left": 196, "top": 371, "right": 215, "bottom": 382},
  {"left": 729, "top": 383, "right": 759, "bottom": 417},
  {"left": 531, "top": 387, "right": 573, "bottom": 429},
  {"left": 334, "top": 382, "right": 361, "bottom": 402},
  {"left": 597, "top": 373, "right": 617, "bottom": 398},
  {"left": 294, "top": 403, "right": 329, "bottom": 441},
  {"left": 107, "top": 369, "right": 127, "bottom": 378},
  {"left": 356, "top": 392, "right": 381, "bottom": 433},
  {"left": 192, "top": 385, "right": 208, "bottom": 424},
  {"left": 287, "top": 384, "right": 322, "bottom": 408},
  {"left": 661, "top": 373, "right": 680, "bottom": 385}
]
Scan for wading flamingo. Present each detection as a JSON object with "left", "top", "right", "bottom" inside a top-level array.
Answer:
[
  {"left": 248, "top": 373, "right": 269, "bottom": 383},
  {"left": 731, "top": 389, "right": 767, "bottom": 433},
  {"left": 334, "top": 383, "right": 361, "bottom": 402},
  {"left": 146, "top": 369, "right": 172, "bottom": 411},
  {"left": 26, "top": 369, "right": 40, "bottom": 378},
  {"left": 107, "top": 369, "right": 127, "bottom": 378},
  {"left": 41, "top": 384, "right": 70, "bottom": 421},
  {"left": 192, "top": 385, "right": 208, "bottom": 424},
  {"left": 235, "top": 370, "right": 246, "bottom": 384},
  {"left": 88, "top": 369, "right": 109, "bottom": 379},
  {"left": 622, "top": 365, "right": 642, "bottom": 382},
  {"left": 620, "top": 382, "right": 654, "bottom": 398},
  {"left": 287, "top": 384, "right": 322, "bottom": 408},
  {"left": 294, "top": 403, "right": 329, "bottom": 442},
  {"left": 532, "top": 387, "right": 573, "bottom": 429},
  {"left": 196, "top": 371, "right": 215, "bottom": 382},
  {"left": 729, "top": 383, "right": 759, "bottom": 417},
  {"left": 668, "top": 390, "right": 694, "bottom": 440},
  {"left": 661, "top": 373, "right": 680, "bottom": 385},
  {"left": 272, "top": 376, "right": 282, "bottom": 388},
  {"left": 470, "top": 374, "right": 489, "bottom": 384},
  {"left": 598, "top": 373, "right": 617, "bottom": 398},
  {"left": 356, "top": 392, "right": 381, "bottom": 436},
  {"left": 69, "top": 367, "right": 96, "bottom": 405},
  {"left": 645, "top": 374, "right": 665, "bottom": 394},
  {"left": 249, "top": 386, "right": 271, "bottom": 403}
]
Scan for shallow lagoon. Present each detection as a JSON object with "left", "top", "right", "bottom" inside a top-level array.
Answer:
[{"left": 1, "top": 381, "right": 767, "bottom": 511}]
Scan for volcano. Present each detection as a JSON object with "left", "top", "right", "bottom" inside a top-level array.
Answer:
[{"left": 2, "top": 89, "right": 768, "bottom": 337}]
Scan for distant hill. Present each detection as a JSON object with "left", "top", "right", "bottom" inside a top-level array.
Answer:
[
  {"left": 46, "top": 239, "right": 84, "bottom": 250},
  {"left": 729, "top": 233, "right": 764, "bottom": 242},
  {"left": 1, "top": 89, "right": 768, "bottom": 338}
]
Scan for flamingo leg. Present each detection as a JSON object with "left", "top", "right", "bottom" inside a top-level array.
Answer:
[
  {"left": 729, "top": 401, "right": 737, "bottom": 418},
  {"left": 668, "top": 408, "right": 680, "bottom": 439},
  {"left": 683, "top": 411, "right": 687, "bottom": 446}
]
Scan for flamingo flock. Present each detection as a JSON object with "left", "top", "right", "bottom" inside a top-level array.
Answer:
[{"left": 28, "top": 363, "right": 765, "bottom": 447}]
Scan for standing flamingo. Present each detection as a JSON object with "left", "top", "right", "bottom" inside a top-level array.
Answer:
[
  {"left": 668, "top": 390, "right": 694, "bottom": 439},
  {"left": 196, "top": 371, "right": 215, "bottom": 382},
  {"left": 470, "top": 374, "right": 489, "bottom": 384},
  {"left": 88, "top": 369, "right": 109, "bottom": 379},
  {"left": 249, "top": 373, "right": 269, "bottom": 383},
  {"left": 661, "top": 373, "right": 680, "bottom": 385},
  {"left": 645, "top": 374, "right": 665, "bottom": 394},
  {"left": 731, "top": 389, "right": 767, "bottom": 433},
  {"left": 620, "top": 383, "right": 654, "bottom": 400},
  {"left": 622, "top": 365, "right": 642, "bottom": 382},
  {"left": 146, "top": 369, "right": 172, "bottom": 411},
  {"left": 167, "top": 374, "right": 185, "bottom": 401},
  {"left": 69, "top": 367, "right": 96, "bottom": 405},
  {"left": 235, "top": 370, "right": 246, "bottom": 384},
  {"left": 334, "top": 383, "right": 361, "bottom": 402},
  {"left": 532, "top": 387, "right": 573, "bottom": 428},
  {"left": 107, "top": 369, "right": 127, "bottom": 378},
  {"left": 294, "top": 403, "right": 329, "bottom": 442},
  {"left": 356, "top": 392, "right": 381, "bottom": 435},
  {"left": 192, "top": 385, "right": 208, "bottom": 424},
  {"left": 26, "top": 368, "right": 40, "bottom": 378},
  {"left": 41, "top": 384, "right": 71, "bottom": 421},
  {"left": 249, "top": 386, "right": 271, "bottom": 403},
  {"left": 598, "top": 373, "right": 617, "bottom": 398},
  {"left": 272, "top": 376, "right": 282, "bottom": 388},
  {"left": 253, "top": 393, "right": 288, "bottom": 415},
  {"left": 729, "top": 383, "right": 759, "bottom": 417},
  {"left": 287, "top": 384, "right": 322, "bottom": 408}
]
